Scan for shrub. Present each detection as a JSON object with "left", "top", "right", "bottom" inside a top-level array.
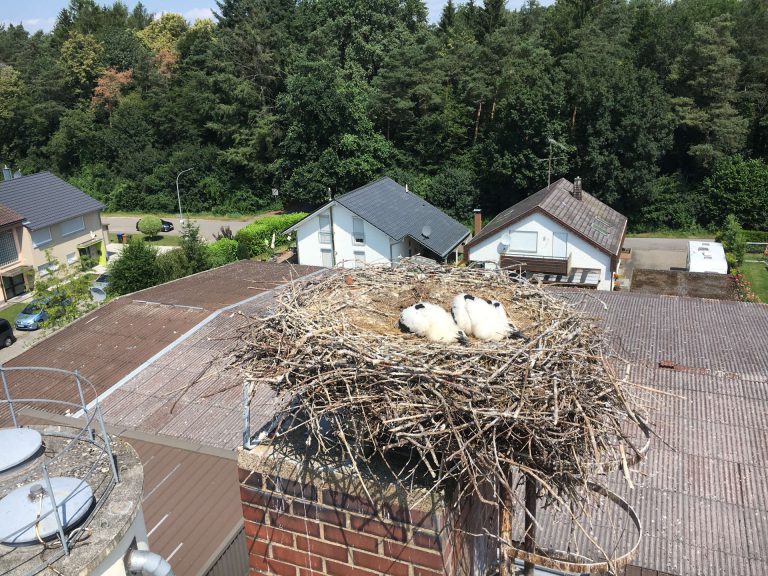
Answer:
[
  {"left": 108, "top": 239, "right": 159, "bottom": 295},
  {"left": 155, "top": 249, "right": 190, "bottom": 283},
  {"left": 718, "top": 214, "right": 746, "bottom": 267},
  {"left": 207, "top": 238, "right": 238, "bottom": 268},
  {"left": 138, "top": 215, "right": 162, "bottom": 236},
  {"left": 235, "top": 213, "right": 307, "bottom": 257},
  {"left": 179, "top": 222, "right": 209, "bottom": 274}
]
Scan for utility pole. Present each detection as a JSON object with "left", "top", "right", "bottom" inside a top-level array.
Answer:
[{"left": 176, "top": 168, "right": 193, "bottom": 226}]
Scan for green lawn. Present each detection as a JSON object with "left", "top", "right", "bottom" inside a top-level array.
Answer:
[
  {"left": 740, "top": 261, "right": 768, "bottom": 302},
  {"left": 0, "top": 302, "right": 27, "bottom": 324},
  {"left": 108, "top": 232, "right": 180, "bottom": 246}
]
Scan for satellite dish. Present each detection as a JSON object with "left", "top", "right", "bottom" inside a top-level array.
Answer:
[
  {"left": 497, "top": 242, "right": 509, "bottom": 254},
  {"left": 421, "top": 225, "right": 432, "bottom": 239},
  {"left": 90, "top": 287, "right": 106, "bottom": 302}
]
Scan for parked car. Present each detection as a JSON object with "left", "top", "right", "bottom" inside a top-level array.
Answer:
[
  {"left": 90, "top": 273, "right": 109, "bottom": 301},
  {"left": 15, "top": 294, "right": 71, "bottom": 330},
  {"left": 135, "top": 218, "right": 174, "bottom": 233},
  {"left": 0, "top": 318, "right": 15, "bottom": 347}
]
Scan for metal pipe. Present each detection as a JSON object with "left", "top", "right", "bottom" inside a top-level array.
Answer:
[
  {"left": 1, "top": 368, "right": 17, "bottom": 427},
  {"left": 126, "top": 549, "right": 175, "bottom": 576},
  {"left": 175, "top": 168, "right": 193, "bottom": 226}
]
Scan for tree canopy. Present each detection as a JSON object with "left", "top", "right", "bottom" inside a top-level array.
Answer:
[{"left": 0, "top": 0, "right": 766, "bottom": 231}]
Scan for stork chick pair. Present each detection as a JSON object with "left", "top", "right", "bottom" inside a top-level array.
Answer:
[{"left": 399, "top": 294, "right": 525, "bottom": 344}]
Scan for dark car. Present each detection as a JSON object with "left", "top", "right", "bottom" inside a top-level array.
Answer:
[
  {"left": 0, "top": 318, "right": 14, "bottom": 347},
  {"left": 135, "top": 218, "right": 174, "bottom": 233}
]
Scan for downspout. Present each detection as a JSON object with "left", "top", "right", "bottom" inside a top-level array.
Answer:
[{"left": 126, "top": 549, "right": 175, "bottom": 576}]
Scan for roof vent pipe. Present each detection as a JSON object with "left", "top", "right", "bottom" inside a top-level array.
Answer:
[
  {"left": 2, "top": 166, "right": 12, "bottom": 181},
  {"left": 572, "top": 176, "right": 582, "bottom": 201},
  {"left": 126, "top": 549, "right": 175, "bottom": 576}
]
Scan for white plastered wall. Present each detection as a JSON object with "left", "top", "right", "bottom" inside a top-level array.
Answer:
[{"left": 469, "top": 212, "right": 614, "bottom": 290}]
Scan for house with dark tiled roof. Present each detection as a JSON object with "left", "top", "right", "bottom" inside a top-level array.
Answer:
[
  {"left": 285, "top": 177, "right": 470, "bottom": 267},
  {"left": 465, "top": 177, "right": 627, "bottom": 290},
  {"left": 0, "top": 202, "right": 29, "bottom": 302},
  {"left": 0, "top": 171, "right": 108, "bottom": 281}
]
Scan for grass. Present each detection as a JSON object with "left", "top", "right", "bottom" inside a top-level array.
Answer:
[
  {"left": 103, "top": 208, "right": 280, "bottom": 220},
  {"left": 108, "top": 232, "right": 181, "bottom": 246},
  {"left": 739, "top": 261, "right": 768, "bottom": 302},
  {"left": 0, "top": 302, "right": 27, "bottom": 324}
]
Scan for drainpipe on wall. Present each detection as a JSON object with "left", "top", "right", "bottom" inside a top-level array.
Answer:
[{"left": 126, "top": 549, "right": 175, "bottom": 576}]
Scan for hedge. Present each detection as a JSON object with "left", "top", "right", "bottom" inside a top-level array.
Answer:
[
  {"left": 743, "top": 230, "right": 768, "bottom": 243},
  {"left": 207, "top": 238, "right": 239, "bottom": 267},
  {"left": 235, "top": 213, "right": 307, "bottom": 257}
]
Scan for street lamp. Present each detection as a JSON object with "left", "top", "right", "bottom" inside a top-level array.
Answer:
[{"left": 176, "top": 168, "right": 193, "bottom": 226}]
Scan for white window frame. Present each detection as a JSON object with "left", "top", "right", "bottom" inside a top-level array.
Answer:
[
  {"left": 352, "top": 217, "right": 365, "bottom": 246},
  {"left": 66, "top": 252, "right": 78, "bottom": 265},
  {"left": 31, "top": 227, "right": 52, "bottom": 247},
  {"left": 60, "top": 216, "right": 85, "bottom": 237},
  {"left": 37, "top": 262, "right": 58, "bottom": 277},
  {"left": 353, "top": 250, "right": 366, "bottom": 267},
  {"left": 509, "top": 231, "right": 538, "bottom": 254},
  {"left": 318, "top": 214, "right": 332, "bottom": 245}
]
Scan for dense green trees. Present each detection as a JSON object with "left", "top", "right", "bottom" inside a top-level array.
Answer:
[{"left": 0, "top": 0, "right": 767, "bottom": 231}]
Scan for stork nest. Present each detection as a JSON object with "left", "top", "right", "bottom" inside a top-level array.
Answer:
[{"left": 235, "top": 261, "right": 649, "bottom": 510}]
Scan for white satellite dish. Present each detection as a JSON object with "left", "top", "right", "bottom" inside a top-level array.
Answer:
[{"left": 90, "top": 287, "right": 106, "bottom": 302}]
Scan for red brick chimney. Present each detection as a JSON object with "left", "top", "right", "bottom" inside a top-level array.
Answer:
[
  {"left": 572, "top": 177, "right": 582, "bottom": 201},
  {"left": 473, "top": 209, "right": 482, "bottom": 235}
]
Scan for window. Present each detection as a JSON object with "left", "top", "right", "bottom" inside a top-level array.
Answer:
[
  {"left": 321, "top": 248, "right": 334, "bottom": 267},
  {"left": 37, "top": 262, "right": 58, "bottom": 277},
  {"left": 60, "top": 216, "right": 85, "bottom": 237},
  {"left": 353, "top": 250, "right": 366, "bottom": 267},
  {"left": 352, "top": 217, "right": 365, "bottom": 245},
  {"left": 31, "top": 227, "right": 52, "bottom": 247},
  {"left": 553, "top": 232, "right": 568, "bottom": 258},
  {"left": 509, "top": 231, "right": 538, "bottom": 253},
  {"left": 318, "top": 214, "right": 332, "bottom": 245},
  {"left": 0, "top": 231, "right": 18, "bottom": 267},
  {"left": 66, "top": 252, "right": 77, "bottom": 265}
]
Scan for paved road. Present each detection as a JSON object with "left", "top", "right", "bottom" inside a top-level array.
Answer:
[
  {"left": 0, "top": 326, "right": 54, "bottom": 365},
  {"left": 103, "top": 216, "right": 261, "bottom": 241}
]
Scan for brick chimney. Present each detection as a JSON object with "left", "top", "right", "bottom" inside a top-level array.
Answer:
[
  {"left": 572, "top": 177, "right": 582, "bottom": 201},
  {"left": 473, "top": 209, "right": 482, "bottom": 235}
]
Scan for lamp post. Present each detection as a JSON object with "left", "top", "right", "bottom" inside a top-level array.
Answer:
[{"left": 176, "top": 168, "right": 193, "bottom": 227}]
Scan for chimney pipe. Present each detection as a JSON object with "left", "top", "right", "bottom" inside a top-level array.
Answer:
[
  {"left": 572, "top": 177, "right": 582, "bottom": 201},
  {"left": 473, "top": 208, "right": 482, "bottom": 235},
  {"left": 2, "top": 166, "right": 12, "bottom": 182}
]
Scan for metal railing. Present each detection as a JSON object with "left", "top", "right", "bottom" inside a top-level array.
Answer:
[{"left": 0, "top": 366, "right": 119, "bottom": 573}]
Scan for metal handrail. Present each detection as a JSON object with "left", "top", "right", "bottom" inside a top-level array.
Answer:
[{"left": 0, "top": 366, "right": 120, "bottom": 560}]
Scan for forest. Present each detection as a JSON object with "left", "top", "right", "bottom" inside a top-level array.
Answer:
[{"left": 0, "top": 0, "right": 766, "bottom": 232}]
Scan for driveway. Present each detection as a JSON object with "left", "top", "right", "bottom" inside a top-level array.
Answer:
[
  {"left": 103, "top": 215, "right": 273, "bottom": 241},
  {"left": 0, "top": 327, "right": 55, "bottom": 365}
]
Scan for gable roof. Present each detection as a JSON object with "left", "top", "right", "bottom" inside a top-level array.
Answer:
[
  {"left": 288, "top": 177, "right": 470, "bottom": 258},
  {"left": 467, "top": 178, "right": 627, "bottom": 256},
  {"left": 0, "top": 204, "right": 23, "bottom": 227},
  {"left": 0, "top": 171, "right": 105, "bottom": 230}
]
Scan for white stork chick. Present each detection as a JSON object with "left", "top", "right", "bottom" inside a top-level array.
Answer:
[
  {"left": 450, "top": 293, "right": 473, "bottom": 335},
  {"left": 399, "top": 302, "right": 468, "bottom": 344},
  {"left": 463, "top": 295, "right": 508, "bottom": 341},
  {"left": 489, "top": 299, "right": 527, "bottom": 341}
]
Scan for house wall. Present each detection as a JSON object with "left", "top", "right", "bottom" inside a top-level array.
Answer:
[
  {"left": 0, "top": 224, "right": 27, "bottom": 303},
  {"left": 469, "top": 212, "right": 614, "bottom": 290},
  {"left": 237, "top": 444, "right": 497, "bottom": 576},
  {"left": 21, "top": 210, "right": 108, "bottom": 275},
  {"left": 295, "top": 205, "right": 393, "bottom": 268}
]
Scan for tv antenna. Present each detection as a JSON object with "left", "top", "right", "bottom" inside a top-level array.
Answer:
[{"left": 537, "top": 137, "right": 570, "bottom": 187}]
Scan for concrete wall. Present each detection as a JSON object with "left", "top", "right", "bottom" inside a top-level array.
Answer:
[
  {"left": 238, "top": 444, "right": 497, "bottom": 576},
  {"left": 21, "top": 210, "right": 108, "bottom": 274},
  {"left": 296, "top": 205, "right": 393, "bottom": 268},
  {"left": 469, "top": 212, "right": 614, "bottom": 290}
]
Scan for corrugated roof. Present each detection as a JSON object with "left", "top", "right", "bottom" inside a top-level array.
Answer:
[
  {"left": 0, "top": 203, "right": 23, "bottom": 227},
  {"left": 0, "top": 171, "right": 105, "bottom": 230},
  {"left": 333, "top": 177, "right": 470, "bottom": 258},
  {"left": 467, "top": 178, "right": 627, "bottom": 256}
]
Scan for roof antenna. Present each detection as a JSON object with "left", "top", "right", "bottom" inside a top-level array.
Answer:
[
  {"left": 405, "top": 183, "right": 409, "bottom": 193},
  {"left": 536, "top": 137, "right": 570, "bottom": 187}
]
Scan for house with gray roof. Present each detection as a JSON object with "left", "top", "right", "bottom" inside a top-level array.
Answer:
[
  {"left": 0, "top": 171, "right": 108, "bottom": 280},
  {"left": 465, "top": 177, "right": 627, "bottom": 290},
  {"left": 285, "top": 177, "right": 470, "bottom": 267}
]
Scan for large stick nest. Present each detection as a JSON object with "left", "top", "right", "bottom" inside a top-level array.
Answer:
[{"left": 235, "top": 262, "right": 648, "bottom": 508}]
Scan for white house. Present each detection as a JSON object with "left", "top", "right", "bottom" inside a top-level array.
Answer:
[
  {"left": 465, "top": 177, "right": 627, "bottom": 290},
  {"left": 285, "top": 177, "right": 470, "bottom": 268}
]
